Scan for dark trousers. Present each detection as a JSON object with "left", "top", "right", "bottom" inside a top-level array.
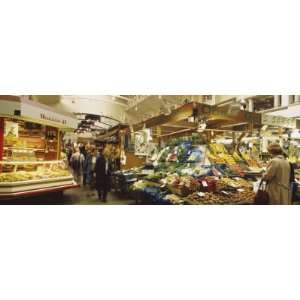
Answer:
[
  {"left": 83, "top": 173, "right": 87, "bottom": 186},
  {"left": 97, "top": 188, "right": 108, "bottom": 201}
]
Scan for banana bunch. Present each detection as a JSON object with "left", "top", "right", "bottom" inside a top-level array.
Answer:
[
  {"left": 220, "top": 154, "right": 236, "bottom": 165},
  {"left": 233, "top": 152, "right": 243, "bottom": 162},
  {"left": 208, "top": 152, "right": 226, "bottom": 164},
  {"left": 209, "top": 143, "right": 228, "bottom": 155}
]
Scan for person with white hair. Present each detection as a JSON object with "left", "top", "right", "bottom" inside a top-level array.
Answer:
[{"left": 70, "top": 147, "right": 85, "bottom": 184}]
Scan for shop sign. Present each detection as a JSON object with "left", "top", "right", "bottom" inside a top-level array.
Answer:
[
  {"left": 40, "top": 113, "right": 67, "bottom": 125},
  {"left": 0, "top": 97, "right": 78, "bottom": 129},
  {"left": 21, "top": 101, "right": 78, "bottom": 129}
]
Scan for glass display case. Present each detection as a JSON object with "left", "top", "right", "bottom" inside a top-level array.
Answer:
[
  {"left": 0, "top": 96, "right": 79, "bottom": 199},
  {"left": 0, "top": 160, "right": 74, "bottom": 194}
]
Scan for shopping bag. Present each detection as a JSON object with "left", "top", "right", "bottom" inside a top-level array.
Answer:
[{"left": 254, "top": 181, "right": 269, "bottom": 205}]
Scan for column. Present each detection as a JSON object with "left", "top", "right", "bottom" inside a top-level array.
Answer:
[
  {"left": 211, "top": 95, "right": 216, "bottom": 105},
  {"left": 295, "top": 95, "right": 300, "bottom": 103},
  {"left": 57, "top": 130, "right": 61, "bottom": 160},
  {"left": 248, "top": 98, "right": 254, "bottom": 112},
  {"left": 281, "top": 95, "right": 289, "bottom": 107},
  {"left": 274, "top": 95, "right": 280, "bottom": 107},
  {"left": 0, "top": 118, "right": 4, "bottom": 172}
]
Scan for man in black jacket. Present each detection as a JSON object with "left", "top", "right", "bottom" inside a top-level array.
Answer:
[{"left": 95, "top": 148, "right": 111, "bottom": 202}]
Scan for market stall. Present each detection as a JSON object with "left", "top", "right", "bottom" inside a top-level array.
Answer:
[
  {"left": 0, "top": 96, "right": 79, "bottom": 200},
  {"left": 116, "top": 102, "right": 263, "bottom": 204}
]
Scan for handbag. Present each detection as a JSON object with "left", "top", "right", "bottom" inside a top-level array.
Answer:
[{"left": 254, "top": 180, "right": 269, "bottom": 205}]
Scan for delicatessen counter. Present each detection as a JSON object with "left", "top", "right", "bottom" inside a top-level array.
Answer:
[{"left": 0, "top": 96, "right": 78, "bottom": 200}]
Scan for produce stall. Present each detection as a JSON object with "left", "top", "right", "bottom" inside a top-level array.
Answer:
[
  {"left": 115, "top": 102, "right": 262, "bottom": 204},
  {"left": 0, "top": 96, "right": 79, "bottom": 200},
  {"left": 128, "top": 138, "right": 257, "bottom": 205}
]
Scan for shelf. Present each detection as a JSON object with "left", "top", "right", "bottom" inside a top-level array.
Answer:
[
  {"left": 4, "top": 147, "right": 45, "bottom": 151},
  {"left": 0, "top": 160, "right": 64, "bottom": 165}
]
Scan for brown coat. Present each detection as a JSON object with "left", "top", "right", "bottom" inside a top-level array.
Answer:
[{"left": 263, "top": 155, "right": 291, "bottom": 205}]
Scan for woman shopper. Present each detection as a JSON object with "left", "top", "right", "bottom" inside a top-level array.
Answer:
[{"left": 262, "top": 143, "right": 291, "bottom": 205}]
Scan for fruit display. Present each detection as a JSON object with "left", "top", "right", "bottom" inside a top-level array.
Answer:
[
  {"left": 241, "top": 152, "right": 261, "bottom": 168},
  {"left": 180, "top": 165, "right": 211, "bottom": 177},
  {"left": 216, "top": 177, "right": 252, "bottom": 191},
  {"left": 198, "top": 177, "right": 217, "bottom": 192},
  {"left": 207, "top": 152, "right": 226, "bottom": 164},
  {"left": 186, "top": 189, "right": 255, "bottom": 205},
  {"left": 132, "top": 180, "right": 160, "bottom": 190},
  {"left": 145, "top": 172, "right": 166, "bottom": 183},
  {"left": 124, "top": 135, "right": 264, "bottom": 204},
  {"left": 233, "top": 151, "right": 244, "bottom": 162},
  {"left": 166, "top": 174, "right": 200, "bottom": 196},
  {"left": 166, "top": 174, "right": 199, "bottom": 190},
  {"left": 164, "top": 194, "right": 184, "bottom": 205},
  {"left": 165, "top": 142, "right": 192, "bottom": 163},
  {"left": 186, "top": 145, "right": 206, "bottom": 163},
  {"left": 209, "top": 143, "right": 228, "bottom": 155},
  {"left": 221, "top": 154, "right": 236, "bottom": 165},
  {"left": 157, "top": 147, "right": 172, "bottom": 162},
  {"left": 227, "top": 164, "right": 245, "bottom": 176}
]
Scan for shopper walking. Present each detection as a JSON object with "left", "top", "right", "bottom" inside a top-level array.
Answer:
[
  {"left": 263, "top": 143, "right": 291, "bottom": 204},
  {"left": 83, "top": 148, "right": 93, "bottom": 187},
  {"left": 95, "top": 148, "right": 111, "bottom": 202},
  {"left": 70, "top": 147, "right": 85, "bottom": 184}
]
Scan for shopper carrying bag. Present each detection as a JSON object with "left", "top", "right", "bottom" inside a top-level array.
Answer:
[
  {"left": 254, "top": 180, "right": 269, "bottom": 205},
  {"left": 261, "top": 143, "right": 291, "bottom": 205}
]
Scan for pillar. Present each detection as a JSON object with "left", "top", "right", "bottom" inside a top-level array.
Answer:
[
  {"left": 248, "top": 98, "right": 254, "bottom": 112},
  {"left": 295, "top": 95, "right": 300, "bottom": 103},
  {"left": 274, "top": 95, "right": 280, "bottom": 107},
  {"left": 211, "top": 95, "right": 216, "bottom": 105},
  {"left": 281, "top": 95, "right": 289, "bottom": 107},
  {"left": 57, "top": 130, "right": 61, "bottom": 160},
  {"left": 0, "top": 118, "right": 4, "bottom": 172}
]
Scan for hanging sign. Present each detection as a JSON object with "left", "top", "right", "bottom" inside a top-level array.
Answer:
[{"left": 0, "top": 97, "right": 78, "bottom": 129}]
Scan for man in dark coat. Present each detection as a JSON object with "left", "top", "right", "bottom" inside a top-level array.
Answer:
[{"left": 95, "top": 148, "right": 111, "bottom": 202}]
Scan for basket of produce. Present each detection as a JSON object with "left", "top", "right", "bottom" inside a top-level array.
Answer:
[
  {"left": 131, "top": 180, "right": 160, "bottom": 191},
  {"left": 185, "top": 189, "right": 255, "bottom": 205},
  {"left": 168, "top": 185, "right": 191, "bottom": 197},
  {"left": 144, "top": 172, "right": 166, "bottom": 183},
  {"left": 198, "top": 176, "right": 217, "bottom": 192},
  {"left": 166, "top": 174, "right": 200, "bottom": 197},
  {"left": 164, "top": 194, "right": 184, "bottom": 205}
]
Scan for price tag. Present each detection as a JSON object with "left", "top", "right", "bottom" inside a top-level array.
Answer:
[
  {"left": 202, "top": 180, "right": 208, "bottom": 187},
  {"left": 221, "top": 191, "right": 230, "bottom": 195},
  {"left": 197, "top": 192, "right": 205, "bottom": 197}
]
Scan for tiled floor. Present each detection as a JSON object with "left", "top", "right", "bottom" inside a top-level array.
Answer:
[
  {"left": 0, "top": 186, "right": 135, "bottom": 205},
  {"left": 63, "top": 186, "right": 135, "bottom": 205}
]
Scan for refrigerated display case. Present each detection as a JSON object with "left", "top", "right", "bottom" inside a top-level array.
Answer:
[{"left": 0, "top": 96, "right": 79, "bottom": 200}]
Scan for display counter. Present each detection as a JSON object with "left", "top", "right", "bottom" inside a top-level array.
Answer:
[{"left": 0, "top": 96, "right": 78, "bottom": 200}]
